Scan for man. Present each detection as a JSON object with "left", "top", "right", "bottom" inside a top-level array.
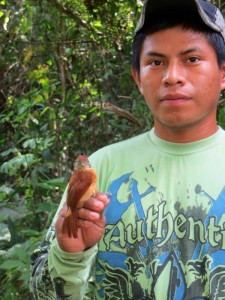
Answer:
[{"left": 30, "top": 0, "right": 225, "bottom": 299}]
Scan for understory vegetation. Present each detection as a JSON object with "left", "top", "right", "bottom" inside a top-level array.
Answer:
[{"left": 0, "top": 0, "right": 224, "bottom": 298}]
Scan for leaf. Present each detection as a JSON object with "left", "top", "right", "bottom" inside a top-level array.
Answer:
[
  {"left": 23, "top": 47, "right": 33, "bottom": 63},
  {"left": 35, "top": 182, "right": 55, "bottom": 190},
  {"left": 93, "top": 20, "right": 102, "bottom": 28},
  {"left": 19, "top": 229, "right": 41, "bottom": 237},
  {"left": 37, "top": 202, "right": 58, "bottom": 213},
  {"left": 0, "top": 185, "right": 14, "bottom": 200},
  {"left": 11, "top": 245, "right": 29, "bottom": 264},
  {"left": 0, "top": 260, "right": 19, "bottom": 270},
  {"left": 0, "top": 154, "right": 36, "bottom": 175},
  {"left": 35, "top": 178, "right": 65, "bottom": 189},
  {"left": 3, "top": 14, "right": 9, "bottom": 31},
  {"left": 0, "top": 148, "right": 18, "bottom": 157},
  {"left": 18, "top": 269, "right": 30, "bottom": 281},
  {"left": 45, "top": 178, "right": 66, "bottom": 188},
  {"left": 0, "top": 207, "right": 28, "bottom": 221}
]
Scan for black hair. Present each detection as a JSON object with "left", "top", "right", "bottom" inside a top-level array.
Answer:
[{"left": 131, "top": 10, "right": 225, "bottom": 73}]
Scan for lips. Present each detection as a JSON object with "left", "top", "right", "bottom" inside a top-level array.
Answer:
[{"left": 161, "top": 94, "right": 191, "bottom": 102}]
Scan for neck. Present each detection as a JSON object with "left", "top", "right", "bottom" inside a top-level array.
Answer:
[{"left": 154, "top": 122, "right": 219, "bottom": 143}]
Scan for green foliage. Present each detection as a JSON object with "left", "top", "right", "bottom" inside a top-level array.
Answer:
[
  {"left": 0, "top": 0, "right": 151, "bottom": 298},
  {"left": 0, "top": 0, "right": 225, "bottom": 298}
]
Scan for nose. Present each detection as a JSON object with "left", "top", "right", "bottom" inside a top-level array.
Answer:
[{"left": 162, "top": 61, "right": 185, "bottom": 86}]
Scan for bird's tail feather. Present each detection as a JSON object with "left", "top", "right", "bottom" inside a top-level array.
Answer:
[{"left": 62, "top": 210, "right": 79, "bottom": 238}]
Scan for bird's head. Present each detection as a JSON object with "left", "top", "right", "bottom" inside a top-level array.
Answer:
[{"left": 73, "top": 154, "right": 91, "bottom": 171}]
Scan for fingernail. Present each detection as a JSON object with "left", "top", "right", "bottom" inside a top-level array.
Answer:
[{"left": 105, "top": 192, "right": 112, "bottom": 200}]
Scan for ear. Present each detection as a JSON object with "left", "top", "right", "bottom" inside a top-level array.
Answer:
[
  {"left": 132, "top": 67, "right": 144, "bottom": 95},
  {"left": 220, "top": 61, "right": 225, "bottom": 91}
]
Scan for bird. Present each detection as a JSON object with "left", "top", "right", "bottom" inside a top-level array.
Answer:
[{"left": 62, "top": 154, "right": 98, "bottom": 238}]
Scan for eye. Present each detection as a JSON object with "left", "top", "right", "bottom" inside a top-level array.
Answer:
[
  {"left": 188, "top": 57, "right": 200, "bottom": 63},
  {"left": 149, "top": 60, "right": 163, "bottom": 67}
]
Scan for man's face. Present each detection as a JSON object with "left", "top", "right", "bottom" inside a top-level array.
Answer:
[{"left": 132, "top": 26, "right": 225, "bottom": 142}]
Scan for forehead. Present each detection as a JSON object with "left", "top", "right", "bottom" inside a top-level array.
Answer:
[{"left": 141, "top": 26, "right": 214, "bottom": 55}]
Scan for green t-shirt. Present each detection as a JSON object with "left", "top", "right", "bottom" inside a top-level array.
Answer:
[
  {"left": 31, "top": 127, "right": 225, "bottom": 299},
  {"left": 92, "top": 127, "right": 225, "bottom": 299}
]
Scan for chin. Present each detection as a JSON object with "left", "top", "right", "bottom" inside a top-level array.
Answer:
[{"left": 157, "top": 118, "right": 203, "bottom": 131}]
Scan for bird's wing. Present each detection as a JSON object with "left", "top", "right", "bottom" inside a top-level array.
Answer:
[{"left": 67, "top": 168, "right": 97, "bottom": 209}]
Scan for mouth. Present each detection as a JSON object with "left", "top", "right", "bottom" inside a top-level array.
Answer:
[{"left": 161, "top": 94, "right": 191, "bottom": 103}]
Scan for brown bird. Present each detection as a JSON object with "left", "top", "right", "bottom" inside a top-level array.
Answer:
[{"left": 62, "top": 154, "right": 98, "bottom": 238}]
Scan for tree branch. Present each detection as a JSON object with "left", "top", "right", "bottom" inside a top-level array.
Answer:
[{"left": 47, "top": 0, "right": 92, "bottom": 32}]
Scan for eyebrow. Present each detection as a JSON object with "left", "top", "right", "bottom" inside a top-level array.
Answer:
[
  {"left": 180, "top": 48, "right": 202, "bottom": 55},
  {"left": 144, "top": 47, "right": 202, "bottom": 58},
  {"left": 144, "top": 51, "right": 166, "bottom": 57}
]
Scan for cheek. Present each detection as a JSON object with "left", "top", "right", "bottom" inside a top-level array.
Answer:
[
  {"left": 141, "top": 78, "right": 159, "bottom": 96},
  {"left": 198, "top": 74, "right": 221, "bottom": 100}
]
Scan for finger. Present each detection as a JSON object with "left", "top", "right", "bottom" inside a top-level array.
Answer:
[
  {"left": 55, "top": 203, "right": 70, "bottom": 234},
  {"left": 97, "top": 192, "right": 111, "bottom": 204},
  {"left": 78, "top": 197, "right": 108, "bottom": 225},
  {"left": 83, "top": 193, "right": 110, "bottom": 211},
  {"left": 83, "top": 197, "right": 104, "bottom": 212},
  {"left": 78, "top": 207, "right": 101, "bottom": 222},
  {"left": 57, "top": 202, "right": 68, "bottom": 218},
  {"left": 78, "top": 213, "right": 106, "bottom": 229}
]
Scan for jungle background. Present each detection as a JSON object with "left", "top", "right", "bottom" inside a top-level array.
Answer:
[{"left": 0, "top": 0, "right": 225, "bottom": 298}]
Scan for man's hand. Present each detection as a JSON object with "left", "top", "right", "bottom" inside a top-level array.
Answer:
[{"left": 55, "top": 192, "right": 110, "bottom": 253}]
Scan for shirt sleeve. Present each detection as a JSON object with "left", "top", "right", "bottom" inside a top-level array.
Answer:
[
  {"left": 30, "top": 188, "right": 97, "bottom": 300},
  {"left": 48, "top": 239, "right": 97, "bottom": 299}
]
